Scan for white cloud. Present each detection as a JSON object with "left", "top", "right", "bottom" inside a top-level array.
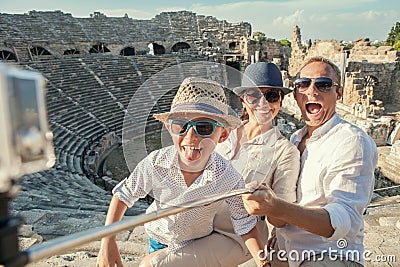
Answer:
[
  {"left": 363, "top": 10, "right": 381, "bottom": 20},
  {"left": 273, "top": 10, "right": 305, "bottom": 27}
]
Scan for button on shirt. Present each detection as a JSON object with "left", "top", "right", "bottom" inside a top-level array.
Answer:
[
  {"left": 277, "top": 113, "right": 378, "bottom": 267},
  {"left": 113, "top": 145, "right": 257, "bottom": 253},
  {"left": 216, "top": 124, "right": 299, "bottom": 202}
]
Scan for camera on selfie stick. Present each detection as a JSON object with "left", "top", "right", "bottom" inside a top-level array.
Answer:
[{"left": 0, "top": 63, "right": 55, "bottom": 266}]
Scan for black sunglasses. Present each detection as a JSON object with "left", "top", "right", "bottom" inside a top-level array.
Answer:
[
  {"left": 294, "top": 77, "right": 339, "bottom": 93},
  {"left": 169, "top": 119, "right": 224, "bottom": 137},
  {"left": 244, "top": 89, "right": 281, "bottom": 105}
]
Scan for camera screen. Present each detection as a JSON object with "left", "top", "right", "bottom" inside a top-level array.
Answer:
[{"left": 7, "top": 76, "right": 44, "bottom": 162}]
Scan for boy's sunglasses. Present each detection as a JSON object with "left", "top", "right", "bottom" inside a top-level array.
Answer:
[
  {"left": 294, "top": 77, "right": 339, "bottom": 93},
  {"left": 244, "top": 89, "right": 281, "bottom": 105},
  {"left": 169, "top": 119, "right": 224, "bottom": 137}
]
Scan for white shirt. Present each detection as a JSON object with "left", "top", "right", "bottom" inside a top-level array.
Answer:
[
  {"left": 213, "top": 124, "right": 300, "bottom": 251},
  {"left": 277, "top": 113, "right": 378, "bottom": 267},
  {"left": 113, "top": 145, "right": 257, "bottom": 253},
  {"left": 216, "top": 124, "right": 300, "bottom": 201}
]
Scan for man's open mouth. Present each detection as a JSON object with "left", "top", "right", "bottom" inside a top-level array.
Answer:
[{"left": 306, "top": 102, "right": 322, "bottom": 115}]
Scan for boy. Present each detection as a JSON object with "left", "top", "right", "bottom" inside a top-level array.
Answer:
[{"left": 96, "top": 77, "right": 268, "bottom": 267}]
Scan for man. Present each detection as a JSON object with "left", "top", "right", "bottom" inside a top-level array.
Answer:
[{"left": 243, "top": 56, "right": 378, "bottom": 267}]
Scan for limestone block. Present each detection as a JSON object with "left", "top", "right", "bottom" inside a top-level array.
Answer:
[
  {"left": 388, "top": 50, "right": 400, "bottom": 60},
  {"left": 364, "top": 232, "right": 384, "bottom": 248},
  {"left": 354, "top": 84, "right": 364, "bottom": 90},
  {"left": 19, "top": 237, "right": 41, "bottom": 250},
  {"left": 389, "top": 124, "right": 400, "bottom": 145},
  {"left": 379, "top": 216, "right": 400, "bottom": 227},
  {"left": 391, "top": 140, "right": 400, "bottom": 156},
  {"left": 352, "top": 78, "right": 364, "bottom": 84},
  {"left": 358, "top": 90, "right": 367, "bottom": 96},
  {"left": 377, "top": 46, "right": 393, "bottom": 52}
]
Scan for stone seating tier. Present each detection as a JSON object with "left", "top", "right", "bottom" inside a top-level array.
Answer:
[
  {"left": 13, "top": 54, "right": 208, "bottom": 181},
  {"left": 0, "top": 10, "right": 249, "bottom": 45}
]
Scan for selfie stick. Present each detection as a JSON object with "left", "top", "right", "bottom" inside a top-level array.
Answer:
[{"left": 5, "top": 187, "right": 255, "bottom": 266}]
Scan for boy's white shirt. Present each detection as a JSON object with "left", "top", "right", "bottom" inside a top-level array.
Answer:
[{"left": 113, "top": 145, "right": 257, "bottom": 253}]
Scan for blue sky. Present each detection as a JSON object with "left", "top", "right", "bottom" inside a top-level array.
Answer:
[{"left": 1, "top": 0, "right": 399, "bottom": 42}]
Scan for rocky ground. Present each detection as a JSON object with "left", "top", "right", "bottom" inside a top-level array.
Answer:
[{"left": 8, "top": 172, "right": 400, "bottom": 267}]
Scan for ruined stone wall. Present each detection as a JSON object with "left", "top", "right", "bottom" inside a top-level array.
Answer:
[
  {"left": 0, "top": 10, "right": 250, "bottom": 60},
  {"left": 344, "top": 61, "right": 400, "bottom": 107},
  {"left": 289, "top": 26, "right": 400, "bottom": 75},
  {"left": 239, "top": 38, "right": 290, "bottom": 70},
  {"left": 288, "top": 25, "right": 306, "bottom": 76},
  {"left": 350, "top": 38, "right": 399, "bottom": 63},
  {"left": 289, "top": 39, "right": 345, "bottom": 76}
]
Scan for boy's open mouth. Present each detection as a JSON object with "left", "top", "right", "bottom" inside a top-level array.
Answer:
[{"left": 182, "top": 146, "right": 202, "bottom": 161}]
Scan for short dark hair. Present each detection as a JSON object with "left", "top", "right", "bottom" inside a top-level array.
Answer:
[{"left": 298, "top": 56, "right": 342, "bottom": 87}]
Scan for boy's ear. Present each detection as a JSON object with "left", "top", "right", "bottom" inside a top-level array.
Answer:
[
  {"left": 218, "top": 128, "right": 231, "bottom": 143},
  {"left": 165, "top": 122, "right": 171, "bottom": 133}
]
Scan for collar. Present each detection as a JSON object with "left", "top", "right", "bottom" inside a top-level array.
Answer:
[
  {"left": 309, "top": 113, "right": 341, "bottom": 141},
  {"left": 244, "top": 125, "right": 280, "bottom": 147},
  {"left": 294, "top": 113, "right": 341, "bottom": 143},
  {"left": 156, "top": 146, "right": 180, "bottom": 170}
]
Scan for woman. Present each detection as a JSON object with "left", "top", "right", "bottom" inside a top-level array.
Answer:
[{"left": 149, "top": 62, "right": 300, "bottom": 267}]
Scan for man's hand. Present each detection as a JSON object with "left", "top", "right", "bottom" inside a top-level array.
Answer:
[
  {"left": 96, "top": 237, "right": 124, "bottom": 267},
  {"left": 242, "top": 184, "right": 277, "bottom": 216}
]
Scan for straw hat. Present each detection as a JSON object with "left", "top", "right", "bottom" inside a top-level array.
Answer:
[
  {"left": 153, "top": 77, "right": 241, "bottom": 129},
  {"left": 234, "top": 62, "right": 292, "bottom": 96}
]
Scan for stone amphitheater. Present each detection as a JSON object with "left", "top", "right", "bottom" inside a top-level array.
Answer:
[{"left": 0, "top": 10, "right": 399, "bottom": 267}]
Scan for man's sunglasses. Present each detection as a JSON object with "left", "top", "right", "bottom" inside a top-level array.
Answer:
[
  {"left": 169, "top": 119, "right": 224, "bottom": 137},
  {"left": 294, "top": 77, "right": 339, "bottom": 93},
  {"left": 244, "top": 89, "right": 281, "bottom": 105}
]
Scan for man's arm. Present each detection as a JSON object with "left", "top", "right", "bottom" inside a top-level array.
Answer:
[
  {"left": 96, "top": 196, "right": 128, "bottom": 267},
  {"left": 243, "top": 185, "right": 334, "bottom": 238}
]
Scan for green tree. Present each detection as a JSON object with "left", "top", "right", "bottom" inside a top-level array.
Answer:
[
  {"left": 279, "top": 39, "right": 291, "bottom": 47},
  {"left": 386, "top": 22, "right": 400, "bottom": 50},
  {"left": 394, "top": 40, "right": 400, "bottom": 51},
  {"left": 252, "top": 31, "right": 266, "bottom": 43}
]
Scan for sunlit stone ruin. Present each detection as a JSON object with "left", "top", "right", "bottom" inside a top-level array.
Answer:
[{"left": 1, "top": 10, "right": 398, "bottom": 208}]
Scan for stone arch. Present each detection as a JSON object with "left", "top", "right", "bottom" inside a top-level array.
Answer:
[
  {"left": 228, "top": 41, "right": 237, "bottom": 50},
  {"left": 63, "top": 49, "right": 80, "bottom": 55},
  {"left": 226, "top": 60, "right": 240, "bottom": 70},
  {"left": 363, "top": 75, "right": 379, "bottom": 100},
  {"left": 151, "top": 42, "right": 165, "bottom": 55},
  {"left": 89, "top": 43, "right": 111, "bottom": 54},
  {"left": 120, "top": 46, "right": 135, "bottom": 56},
  {"left": 0, "top": 49, "right": 17, "bottom": 61},
  {"left": 363, "top": 75, "right": 378, "bottom": 87},
  {"left": 171, "top": 42, "right": 190, "bottom": 52},
  {"left": 30, "top": 46, "right": 51, "bottom": 56}
]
